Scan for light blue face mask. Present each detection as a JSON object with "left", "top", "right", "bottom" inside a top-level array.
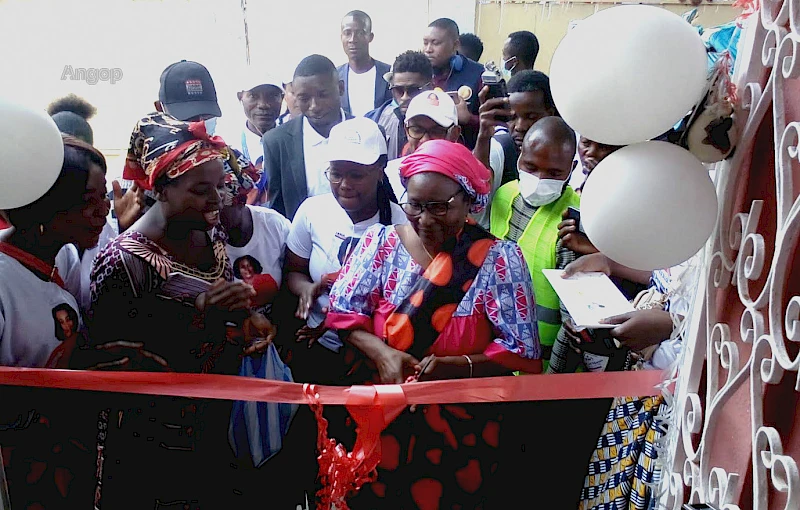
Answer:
[
  {"left": 204, "top": 117, "right": 218, "bottom": 136},
  {"left": 501, "top": 56, "right": 517, "bottom": 80}
]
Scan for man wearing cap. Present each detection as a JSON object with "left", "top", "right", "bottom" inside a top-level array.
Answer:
[
  {"left": 384, "top": 89, "right": 460, "bottom": 200},
  {"left": 423, "top": 18, "right": 484, "bottom": 150},
  {"left": 365, "top": 50, "right": 433, "bottom": 161},
  {"left": 113, "top": 60, "right": 223, "bottom": 233},
  {"left": 218, "top": 73, "right": 284, "bottom": 205},
  {"left": 337, "top": 10, "right": 392, "bottom": 117},
  {"left": 155, "top": 60, "right": 222, "bottom": 123}
]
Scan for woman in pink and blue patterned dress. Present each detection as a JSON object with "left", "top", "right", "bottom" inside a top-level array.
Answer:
[{"left": 325, "top": 140, "right": 542, "bottom": 509}]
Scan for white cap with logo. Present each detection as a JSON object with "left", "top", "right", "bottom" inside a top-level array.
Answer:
[
  {"left": 241, "top": 68, "right": 284, "bottom": 93},
  {"left": 404, "top": 89, "right": 458, "bottom": 128},
  {"left": 326, "top": 117, "right": 388, "bottom": 165}
]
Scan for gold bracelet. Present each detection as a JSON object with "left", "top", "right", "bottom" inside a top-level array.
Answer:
[{"left": 463, "top": 354, "right": 473, "bottom": 378}]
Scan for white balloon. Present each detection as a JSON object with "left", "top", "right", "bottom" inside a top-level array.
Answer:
[
  {"left": 0, "top": 98, "right": 64, "bottom": 210},
  {"left": 581, "top": 141, "right": 717, "bottom": 271},
  {"left": 550, "top": 5, "right": 708, "bottom": 146}
]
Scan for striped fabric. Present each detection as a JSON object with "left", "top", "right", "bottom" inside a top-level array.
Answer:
[
  {"left": 228, "top": 344, "right": 298, "bottom": 468},
  {"left": 580, "top": 395, "right": 666, "bottom": 510}
]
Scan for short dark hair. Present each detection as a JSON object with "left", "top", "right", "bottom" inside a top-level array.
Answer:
[
  {"left": 508, "top": 70, "right": 557, "bottom": 115},
  {"left": 343, "top": 10, "right": 372, "bottom": 32},
  {"left": 6, "top": 136, "right": 107, "bottom": 229},
  {"left": 47, "top": 94, "right": 97, "bottom": 145},
  {"left": 458, "top": 33, "right": 484, "bottom": 61},
  {"left": 507, "top": 31, "right": 540, "bottom": 68},
  {"left": 233, "top": 255, "right": 263, "bottom": 279},
  {"left": 429, "top": 18, "right": 459, "bottom": 40},
  {"left": 392, "top": 51, "right": 433, "bottom": 80},
  {"left": 294, "top": 54, "right": 338, "bottom": 81},
  {"left": 526, "top": 116, "right": 576, "bottom": 155}
]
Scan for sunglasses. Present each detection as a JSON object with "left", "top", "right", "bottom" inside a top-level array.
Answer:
[{"left": 389, "top": 83, "right": 432, "bottom": 98}]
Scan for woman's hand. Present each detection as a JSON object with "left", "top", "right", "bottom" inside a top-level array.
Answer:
[
  {"left": 196, "top": 279, "right": 256, "bottom": 313},
  {"left": 90, "top": 340, "right": 170, "bottom": 371},
  {"left": 296, "top": 280, "right": 327, "bottom": 320},
  {"left": 375, "top": 347, "right": 420, "bottom": 384},
  {"left": 112, "top": 180, "right": 145, "bottom": 232},
  {"left": 296, "top": 323, "right": 328, "bottom": 348},
  {"left": 600, "top": 309, "right": 676, "bottom": 352},
  {"left": 242, "top": 312, "right": 277, "bottom": 357},
  {"left": 562, "top": 318, "right": 589, "bottom": 353},
  {"left": 562, "top": 252, "right": 613, "bottom": 278}
]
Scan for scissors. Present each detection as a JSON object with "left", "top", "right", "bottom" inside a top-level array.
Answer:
[{"left": 414, "top": 356, "right": 436, "bottom": 382}]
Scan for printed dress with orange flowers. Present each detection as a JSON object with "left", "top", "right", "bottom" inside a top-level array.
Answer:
[{"left": 326, "top": 223, "right": 542, "bottom": 509}]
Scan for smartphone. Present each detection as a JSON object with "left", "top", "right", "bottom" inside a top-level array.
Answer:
[
  {"left": 482, "top": 62, "right": 512, "bottom": 121},
  {"left": 566, "top": 206, "right": 581, "bottom": 232}
]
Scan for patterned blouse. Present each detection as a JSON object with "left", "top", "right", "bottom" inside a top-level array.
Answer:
[
  {"left": 83, "top": 230, "right": 239, "bottom": 374},
  {"left": 326, "top": 224, "right": 542, "bottom": 372}
]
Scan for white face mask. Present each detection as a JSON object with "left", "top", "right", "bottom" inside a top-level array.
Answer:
[
  {"left": 501, "top": 56, "right": 517, "bottom": 80},
  {"left": 204, "top": 117, "right": 218, "bottom": 136},
  {"left": 518, "top": 168, "right": 567, "bottom": 207}
]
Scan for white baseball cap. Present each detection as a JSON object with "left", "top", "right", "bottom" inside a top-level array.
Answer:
[
  {"left": 241, "top": 69, "right": 283, "bottom": 93},
  {"left": 404, "top": 89, "right": 457, "bottom": 128},
  {"left": 326, "top": 117, "right": 388, "bottom": 165}
]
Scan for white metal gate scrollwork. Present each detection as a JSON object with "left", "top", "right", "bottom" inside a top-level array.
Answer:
[{"left": 662, "top": 0, "right": 800, "bottom": 508}]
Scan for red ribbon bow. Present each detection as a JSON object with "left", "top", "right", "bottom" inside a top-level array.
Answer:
[{"left": 304, "top": 383, "right": 407, "bottom": 509}]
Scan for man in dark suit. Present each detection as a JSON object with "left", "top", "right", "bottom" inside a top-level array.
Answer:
[
  {"left": 337, "top": 10, "right": 392, "bottom": 117},
  {"left": 261, "top": 55, "right": 348, "bottom": 220}
]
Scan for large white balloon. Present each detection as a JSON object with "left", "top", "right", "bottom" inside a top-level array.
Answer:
[
  {"left": 0, "top": 99, "right": 64, "bottom": 210},
  {"left": 550, "top": 6, "right": 708, "bottom": 146},
  {"left": 581, "top": 141, "right": 717, "bottom": 271}
]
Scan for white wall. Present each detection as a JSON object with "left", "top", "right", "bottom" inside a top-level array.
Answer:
[{"left": 0, "top": 0, "right": 477, "bottom": 182}]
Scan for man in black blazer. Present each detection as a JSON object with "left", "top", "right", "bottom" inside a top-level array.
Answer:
[
  {"left": 337, "top": 10, "right": 392, "bottom": 117},
  {"left": 262, "top": 55, "right": 348, "bottom": 220}
]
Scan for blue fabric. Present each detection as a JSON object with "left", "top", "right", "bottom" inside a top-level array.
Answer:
[
  {"left": 228, "top": 344, "right": 298, "bottom": 467},
  {"left": 365, "top": 99, "right": 393, "bottom": 123}
]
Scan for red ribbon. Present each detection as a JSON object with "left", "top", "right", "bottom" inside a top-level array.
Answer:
[
  {"left": 0, "top": 367, "right": 666, "bottom": 404},
  {"left": 0, "top": 368, "right": 666, "bottom": 510}
]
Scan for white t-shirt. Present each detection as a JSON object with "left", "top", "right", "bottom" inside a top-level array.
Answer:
[
  {"left": 286, "top": 193, "right": 408, "bottom": 352},
  {"left": 472, "top": 137, "right": 506, "bottom": 229},
  {"left": 0, "top": 253, "right": 84, "bottom": 367},
  {"left": 226, "top": 205, "right": 290, "bottom": 316},
  {"left": 240, "top": 124, "right": 265, "bottom": 172},
  {"left": 347, "top": 66, "right": 377, "bottom": 117},
  {"left": 302, "top": 112, "right": 345, "bottom": 198},
  {"left": 56, "top": 220, "right": 117, "bottom": 313}
]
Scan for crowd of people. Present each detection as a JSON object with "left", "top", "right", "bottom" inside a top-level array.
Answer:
[{"left": 0, "top": 10, "right": 691, "bottom": 510}]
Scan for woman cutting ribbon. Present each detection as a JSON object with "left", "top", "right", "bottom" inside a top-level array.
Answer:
[
  {"left": 80, "top": 112, "right": 274, "bottom": 508},
  {"left": 324, "top": 139, "right": 542, "bottom": 509}
]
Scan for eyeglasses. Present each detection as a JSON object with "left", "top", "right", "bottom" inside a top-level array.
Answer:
[
  {"left": 389, "top": 83, "right": 431, "bottom": 98},
  {"left": 406, "top": 124, "right": 451, "bottom": 140},
  {"left": 400, "top": 189, "right": 463, "bottom": 216},
  {"left": 324, "top": 168, "right": 371, "bottom": 185}
]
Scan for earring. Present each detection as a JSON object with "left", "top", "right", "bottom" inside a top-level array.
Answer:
[{"left": 39, "top": 224, "right": 45, "bottom": 235}]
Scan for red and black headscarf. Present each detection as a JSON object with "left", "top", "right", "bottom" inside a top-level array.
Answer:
[{"left": 123, "top": 112, "right": 228, "bottom": 190}]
